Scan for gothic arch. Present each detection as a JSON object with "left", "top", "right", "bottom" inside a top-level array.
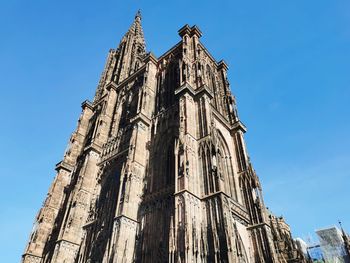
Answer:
[
  {"left": 234, "top": 223, "right": 249, "bottom": 263},
  {"left": 206, "top": 64, "right": 213, "bottom": 90},
  {"left": 198, "top": 129, "right": 238, "bottom": 198},
  {"left": 151, "top": 131, "right": 176, "bottom": 191},
  {"left": 215, "top": 130, "right": 238, "bottom": 200}
]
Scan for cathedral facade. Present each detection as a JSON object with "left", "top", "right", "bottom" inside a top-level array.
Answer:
[{"left": 22, "top": 12, "right": 304, "bottom": 263}]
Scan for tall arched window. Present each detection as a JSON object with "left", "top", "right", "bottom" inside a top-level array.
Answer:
[
  {"left": 216, "top": 130, "right": 238, "bottom": 200},
  {"left": 206, "top": 65, "right": 214, "bottom": 90},
  {"left": 166, "top": 139, "right": 175, "bottom": 186},
  {"left": 200, "top": 146, "right": 208, "bottom": 195},
  {"left": 199, "top": 131, "right": 238, "bottom": 198}
]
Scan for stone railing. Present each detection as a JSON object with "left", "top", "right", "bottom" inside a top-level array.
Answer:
[
  {"left": 100, "top": 134, "right": 122, "bottom": 162},
  {"left": 229, "top": 198, "right": 250, "bottom": 223}
]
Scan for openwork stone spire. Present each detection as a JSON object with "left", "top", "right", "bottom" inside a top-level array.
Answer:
[
  {"left": 94, "top": 11, "right": 146, "bottom": 101},
  {"left": 22, "top": 13, "right": 305, "bottom": 263},
  {"left": 120, "top": 10, "right": 145, "bottom": 49},
  {"left": 116, "top": 9, "right": 146, "bottom": 82}
]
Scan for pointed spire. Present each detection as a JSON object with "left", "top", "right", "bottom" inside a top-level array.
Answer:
[
  {"left": 133, "top": 10, "right": 145, "bottom": 48},
  {"left": 135, "top": 9, "right": 142, "bottom": 20},
  {"left": 122, "top": 9, "right": 145, "bottom": 49},
  {"left": 114, "top": 11, "right": 147, "bottom": 83}
]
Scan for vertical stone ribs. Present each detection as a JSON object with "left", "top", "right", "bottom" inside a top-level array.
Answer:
[{"left": 23, "top": 12, "right": 304, "bottom": 263}]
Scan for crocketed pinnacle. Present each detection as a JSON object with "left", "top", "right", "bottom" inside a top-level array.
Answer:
[{"left": 120, "top": 10, "right": 146, "bottom": 51}]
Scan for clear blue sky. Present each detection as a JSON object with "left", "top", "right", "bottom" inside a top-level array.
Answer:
[{"left": 0, "top": 1, "right": 349, "bottom": 262}]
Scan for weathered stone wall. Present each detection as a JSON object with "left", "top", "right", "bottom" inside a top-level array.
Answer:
[{"left": 22, "top": 12, "right": 305, "bottom": 263}]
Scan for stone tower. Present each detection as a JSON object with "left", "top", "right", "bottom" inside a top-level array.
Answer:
[{"left": 22, "top": 12, "right": 296, "bottom": 263}]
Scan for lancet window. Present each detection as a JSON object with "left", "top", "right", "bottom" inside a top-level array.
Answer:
[{"left": 199, "top": 130, "right": 238, "bottom": 199}]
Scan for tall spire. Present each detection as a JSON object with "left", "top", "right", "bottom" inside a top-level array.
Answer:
[
  {"left": 120, "top": 9, "right": 145, "bottom": 50},
  {"left": 114, "top": 10, "right": 146, "bottom": 83},
  {"left": 93, "top": 11, "right": 147, "bottom": 100}
]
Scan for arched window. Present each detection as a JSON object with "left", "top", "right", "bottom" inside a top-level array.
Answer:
[
  {"left": 197, "top": 44, "right": 201, "bottom": 57},
  {"left": 184, "top": 36, "right": 188, "bottom": 45},
  {"left": 239, "top": 177, "right": 246, "bottom": 207},
  {"left": 216, "top": 130, "right": 238, "bottom": 200},
  {"left": 206, "top": 147, "right": 214, "bottom": 193},
  {"left": 118, "top": 173, "right": 128, "bottom": 214},
  {"left": 182, "top": 62, "right": 187, "bottom": 83},
  {"left": 206, "top": 65, "right": 213, "bottom": 90},
  {"left": 199, "top": 132, "right": 238, "bottom": 197},
  {"left": 200, "top": 145, "right": 209, "bottom": 195},
  {"left": 166, "top": 140, "right": 175, "bottom": 185}
]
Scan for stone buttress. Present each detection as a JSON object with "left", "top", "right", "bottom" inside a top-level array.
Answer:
[{"left": 23, "top": 12, "right": 301, "bottom": 263}]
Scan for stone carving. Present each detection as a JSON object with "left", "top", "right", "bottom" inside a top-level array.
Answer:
[
  {"left": 22, "top": 13, "right": 304, "bottom": 263},
  {"left": 44, "top": 208, "right": 55, "bottom": 224}
]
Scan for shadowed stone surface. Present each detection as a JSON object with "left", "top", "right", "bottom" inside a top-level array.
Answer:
[{"left": 22, "top": 12, "right": 307, "bottom": 263}]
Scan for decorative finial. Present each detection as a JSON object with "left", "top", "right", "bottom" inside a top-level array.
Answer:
[{"left": 135, "top": 9, "right": 142, "bottom": 20}]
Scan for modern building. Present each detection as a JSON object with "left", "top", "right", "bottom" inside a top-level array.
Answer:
[
  {"left": 307, "top": 244, "right": 324, "bottom": 262},
  {"left": 316, "top": 226, "right": 350, "bottom": 263},
  {"left": 22, "top": 12, "right": 305, "bottom": 263}
]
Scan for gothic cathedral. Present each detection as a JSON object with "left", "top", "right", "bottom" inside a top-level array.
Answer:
[{"left": 22, "top": 12, "right": 306, "bottom": 263}]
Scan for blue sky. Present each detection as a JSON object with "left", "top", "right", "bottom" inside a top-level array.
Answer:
[{"left": 0, "top": 0, "right": 349, "bottom": 261}]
